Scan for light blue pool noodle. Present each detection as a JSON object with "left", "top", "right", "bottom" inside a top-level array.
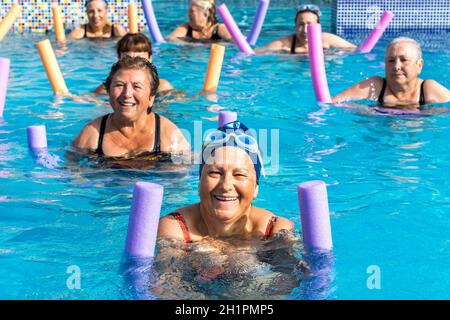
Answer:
[
  {"left": 218, "top": 111, "right": 237, "bottom": 127},
  {"left": 298, "top": 180, "right": 333, "bottom": 251},
  {"left": 0, "top": 57, "right": 10, "bottom": 118},
  {"left": 358, "top": 11, "right": 394, "bottom": 53},
  {"left": 217, "top": 4, "right": 254, "bottom": 54},
  {"left": 125, "top": 182, "right": 164, "bottom": 258},
  {"left": 247, "top": 0, "right": 270, "bottom": 46},
  {"left": 27, "top": 125, "right": 48, "bottom": 153},
  {"left": 141, "top": 0, "right": 165, "bottom": 44}
]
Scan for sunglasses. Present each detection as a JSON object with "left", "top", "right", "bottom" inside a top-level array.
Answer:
[{"left": 296, "top": 4, "right": 322, "bottom": 17}]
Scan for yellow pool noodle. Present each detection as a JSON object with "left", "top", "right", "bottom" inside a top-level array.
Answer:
[
  {"left": 203, "top": 44, "right": 225, "bottom": 92},
  {"left": 128, "top": 3, "right": 138, "bottom": 33},
  {"left": 51, "top": 4, "right": 66, "bottom": 42},
  {"left": 36, "top": 39, "right": 69, "bottom": 95},
  {"left": 0, "top": 4, "right": 22, "bottom": 42}
]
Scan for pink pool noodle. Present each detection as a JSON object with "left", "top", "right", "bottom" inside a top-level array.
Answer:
[
  {"left": 298, "top": 180, "right": 332, "bottom": 251},
  {"left": 0, "top": 57, "right": 10, "bottom": 118},
  {"left": 27, "top": 125, "right": 48, "bottom": 150},
  {"left": 358, "top": 11, "right": 394, "bottom": 53},
  {"left": 217, "top": 4, "right": 254, "bottom": 54},
  {"left": 247, "top": 0, "right": 270, "bottom": 46},
  {"left": 307, "top": 24, "right": 331, "bottom": 103},
  {"left": 141, "top": 0, "right": 165, "bottom": 44},
  {"left": 125, "top": 182, "right": 164, "bottom": 258},
  {"left": 218, "top": 111, "right": 237, "bottom": 127}
]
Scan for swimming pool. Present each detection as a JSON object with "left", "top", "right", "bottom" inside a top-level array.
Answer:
[{"left": 1, "top": 1, "right": 450, "bottom": 299}]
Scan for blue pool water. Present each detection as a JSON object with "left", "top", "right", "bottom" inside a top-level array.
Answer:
[{"left": 1, "top": 1, "right": 450, "bottom": 299}]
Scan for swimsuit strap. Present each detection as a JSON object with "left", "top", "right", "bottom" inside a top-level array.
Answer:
[
  {"left": 419, "top": 80, "right": 426, "bottom": 105},
  {"left": 84, "top": 24, "right": 88, "bottom": 38},
  {"left": 96, "top": 113, "right": 110, "bottom": 156},
  {"left": 262, "top": 216, "right": 278, "bottom": 240},
  {"left": 110, "top": 23, "right": 115, "bottom": 38},
  {"left": 290, "top": 34, "right": 297, "bottom": 54},
  {"left": 153, "top": 113, "right": 161, "bottom": 153},
  {"left": 211, "top": 25, "right": 221, "bottom": 40},
  {"left": 186, "top": 25, "right": 193, "bottom": 38},
  {"left": 169, "top": 212, "right": 192, "bottom": 244},
  {"left": 378, "top": 78, "right": 387, "bottom": 104}
]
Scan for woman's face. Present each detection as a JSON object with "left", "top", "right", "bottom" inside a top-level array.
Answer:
[
  {"left": 87, "top": 0, "right": 108, "bottom": 29},
  {"left": 188, "top": 3, "right": 209, "bottom": 29},
  {"left": 120, "top": 51, "right": 152, "bottom": 63},
  {"left": 295, "top": 11, "right": 319, "bottom": 39},
  {"left": 199, "top": 146, "right": 259, "bottom": 223},
  {"left": 385, "top": 42, "right": 423, "bottom": 86},
  {"left": 108, "top": 68, "right": 155, "bottom": 121}
]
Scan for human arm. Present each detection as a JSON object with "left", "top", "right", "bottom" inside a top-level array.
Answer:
[
  {"left": 159, "top": 116, "right": 191, "bottom": 155},
  {"left": 93, "top": 83, "right": 107, "bottom": 95},
  {"left": 258, "top": 36, "right": 291, "bottom": 53},
  {"left": 332, "top": 76, "right": 383, "bottom": 103},
  {"left": 217, "top": 23, "right": 232, "bottom": 41},
  {"left": 113, "top": 24, "right": 127, "bottom": 37},
  {"left": 324, "top": 33, "right": 356, "bottom": 49},
  {"left": 71, "top": 117, "right": 102, "bottom": 152},
  {"left": 158, "top": 79, "right": 174, "bottom": 92},
  {"left": 423, "top": 80, "right": 450, "bottom": 103},
  {"left": 167, "top": 23, "right": 189, "bottom": 41},
  {"left": 69, "top": 27, "right": 85, "bottom": 40}
]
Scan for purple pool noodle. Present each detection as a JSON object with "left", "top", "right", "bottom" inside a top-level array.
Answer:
[
  {"left": 358, "top": 11, "right": 394, "bottom": 53},
  {"left": 247, "top": 0, "right": 270, "bottom": 46},
  {"left": 217, "top": 4, "right": 254, "bottom": 54},
  {"left": 298, "top": 180, "right": 332, "bottom": 251},
  {"left": 141, "top": 0, "right": 165, "bottom": 44},
  {"left": 0, "top": 57, "right": 10, "bottom": 118},
  {"left": 125, "top": 182, "right": 164, "bottom": 257},
  {"left": 307, "top": 24, "right": 332, "bottom": 103},
  {"left": 218, "top": 111, "right": 237, "bottom": 127},
  {"left": 27, "top": 125, "right": 48, "bottom": 150}
]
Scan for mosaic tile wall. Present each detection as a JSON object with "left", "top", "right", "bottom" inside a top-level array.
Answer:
[
  {"left": 332, "top": 0, "right": 450, "bottom": 37},
  {"left": 0, "top": 0, "right": 147, "bottom": 33}
]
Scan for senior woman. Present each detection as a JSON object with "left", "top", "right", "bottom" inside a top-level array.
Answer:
[
  {"left": 168, "top": 0, "right": 231, "bottom": 42},
  {"left": 333, "top": 37, "right": 450, "bottom": 108},
  {"left": 94, "top": 33, "right": 173, "bottom": 94},
  {"left": 261, "top": 4, "right": 355, "bottom": 54},
  {"left": 70, "top": 0, "right": 126, "bottom": 40},
  {"left": 72, "top": 56, "right": 190, "bottom": 162}
]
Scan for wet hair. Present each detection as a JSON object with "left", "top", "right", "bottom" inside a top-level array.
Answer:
[
  {"left": 116, "top": 33, "right": 153, "bottom": 59},
  {"left": 85, "top": 0, "right": 108, "bottom": 9},
  {"left": 103, "top": 56, "right": 159, "bottom": 96},
  {"left": 295, "top": 8, "right": 321, "bottom": 24},
  {"left": 388, "top": 37, "right": 423, "bottom": 61},
  {"left": 191, "top": 0, "right": 218, "bottom": 26}
]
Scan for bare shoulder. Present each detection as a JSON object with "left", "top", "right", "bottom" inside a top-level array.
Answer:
[
  {"left": 217, "top": 23, "right": 231, "bottom": 41},
  {"left": 71, "top": 116, "right": 104, "bottom": 150},
  {"left": 113, "top": 24, "right": 127, "bottom": 37},
  {"left": 168, "top": 23, "right": 189, "bottom": 39},
  {"left": 158, "top": 78, "right": 174, "bottom": 92},
  {"left": 423, "top": 79, "right": 450, "bottom": 103},
  {"left": 264, "top": 35, "right": 292, "bottom": 51},
  {"left": 158, "top": 204, "right": 198, "bottom": 240},
  {"left": 69, "top": 26, "right": 85, "bottom": 40},
  {"left": 158, "top": 115, "right": 191, "bottom": 153},
  {"left": 252, "top": 206, "right": 294, "bottom": 233},
  {"left": 323, "top": 32, "right": 356, "bottom": 48}
]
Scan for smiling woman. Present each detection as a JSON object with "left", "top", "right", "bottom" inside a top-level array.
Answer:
[
  {"left": 69, "top": 0, "right": 126, "bottom": 40},
  {"left": 72, "top": 56, "right": 190, "bottom": 162}
]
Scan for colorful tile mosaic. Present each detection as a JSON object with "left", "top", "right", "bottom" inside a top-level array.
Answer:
[{"left": 0, "top": 0, "right": 147, "bottom": 33}]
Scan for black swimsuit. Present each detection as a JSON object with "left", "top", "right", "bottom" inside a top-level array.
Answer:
[
  {"left": 378, "top": 78, "right": 427, "bottom": 105},
  {"left": 84, "top": 23, "right": 116, "bottom": 38},
  {"left": 186, "top": 25, "right": 222, "bottom": 41},
  {"left": 96, "top": 113, "right": 161, "bottom": 156},
  {"left": 290, "top": 35, "right": 297, "bottom": 54}
]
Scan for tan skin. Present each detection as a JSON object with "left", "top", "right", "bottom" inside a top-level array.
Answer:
[
  {"left": 73, "top": 67, "right": 190, "bottom": 156},
  {"left": 259, "top": 11, "right": 356, "bottom": 54},
  {"left": 332, "top": 41, "right": 450, "bottom": 108},
  {"left": 70, "top": 0, "right": 126, "bottom": 40},
  {"left": 158, "top": 146, "right": 293, "bottom": 241},
  {"left": 168, "top": 2, "right": 231, "bottom": 42},
  {"left": 93, "top": 51, "right": 173, "bottom": 94}
]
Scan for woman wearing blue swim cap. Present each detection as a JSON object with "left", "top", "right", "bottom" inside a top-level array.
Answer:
[
  {"left": 158, "top": 121, "right": 293, "bottom": 244},
  {"left": 70, "top": 0, "right": 126, "bottom": 40}
]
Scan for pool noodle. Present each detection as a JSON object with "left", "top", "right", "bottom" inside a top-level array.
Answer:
[
  {"left": 36, "top": 39, "right": 69, "bottom": 95},
  {"left": 128, "top": 2, "right": 139, "bottom": 33},
  {"left": 298, "top": 180, "right": 333, "bottom": 251},
  {"left": 0, "top": 4, "right": 22, "bottom": 42},
  {"left": 203, "top": 44, "right": 225, "bottom": 92},
  {"left": 218, "top": 111, "right": 237, "bottom": 127},
  {"left": 141, "top": 0, "right": 165, "bottom": 44},
  {"left": 51, "top": 4, "right": 66, "bottom": 42},
  {"left": 247, "top": 0, "right": 270, "bottom": 46},
  {"left": 27, "top": 125, "right": 48, "bottom": 151},
  {"left": 217, "top": 4, "right": 254, "bottom": 54},
  {"left": 307, "top": 24, "right": 331, "bottom": 103},
  {"left": 0, "top": 57, "right": 10, "bottom": 118},
  {"left": 125, "top": 182, "right": 164, "bottom": 258},
  {"left": 358, "top": 11, "right": 394, "bottom": 53}
]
